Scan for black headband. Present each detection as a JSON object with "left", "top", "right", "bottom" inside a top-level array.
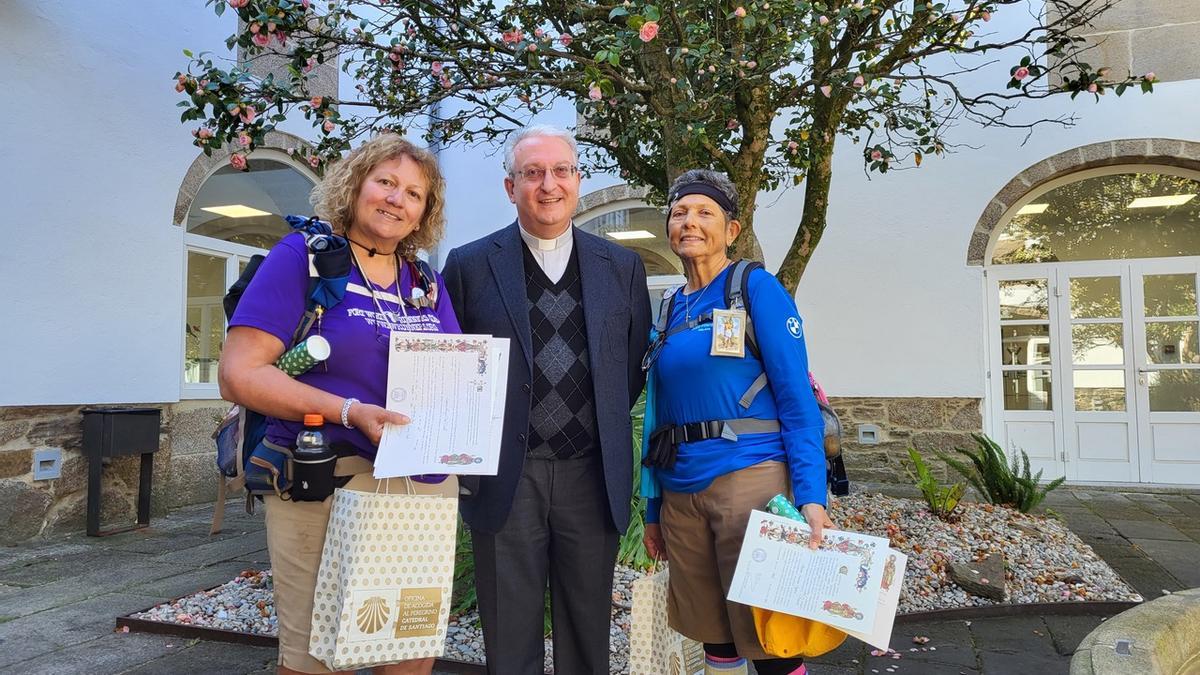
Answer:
[{"left": 667, "top": 182, "right": 738, "bottom": 217}]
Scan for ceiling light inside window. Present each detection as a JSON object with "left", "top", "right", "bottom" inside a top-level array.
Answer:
[
  {"left": 1016, "top": 203, "right": 1049, "bottom": 215},
  {"left": 606, "top": 230, "right": 656, "bottom": 240},
  {"left": 1127, "top": 194, "right": 1197, "bottom": 209},
  {"left": 201, "top": 205, "right": 273, "bottom": 218}
]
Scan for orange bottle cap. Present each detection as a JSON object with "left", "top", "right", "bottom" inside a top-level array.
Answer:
[{"left": 303, "top": 414, "right": 324, "bottom": 426}]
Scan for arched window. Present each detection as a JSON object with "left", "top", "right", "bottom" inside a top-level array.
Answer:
[
  {"left": 576, "top": 189, "right": 685, "bottom": 319},
  {"left": 182, "top": 152, "right": 317, "bottom": 395},
  {"left": 992, "top": 168, "right": 1200, "bottom": 264}
]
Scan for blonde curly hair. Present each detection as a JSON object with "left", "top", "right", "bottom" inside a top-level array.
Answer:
[{"left": 311, "top": 134, "right": 446, "bottom": 259}]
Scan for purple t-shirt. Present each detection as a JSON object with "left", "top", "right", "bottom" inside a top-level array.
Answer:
[{"left": 230, "top": 232, "right": 461, "bottom": 458}]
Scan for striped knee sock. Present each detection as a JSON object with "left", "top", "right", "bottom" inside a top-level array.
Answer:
[{"left": 704, "top": 654, "right": 748, "bottom": 674}]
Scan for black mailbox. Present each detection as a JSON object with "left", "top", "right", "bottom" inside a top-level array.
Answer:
[{"left": 81, "top": 407, "right": 162, "bottom": 536}]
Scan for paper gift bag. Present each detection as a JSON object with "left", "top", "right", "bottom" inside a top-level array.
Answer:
[
  {"left": 308, "top": 484, "right": 458, "bottom": 670},
  {"left": 629, "top": 565, "right": 705, "bottom": 675}
]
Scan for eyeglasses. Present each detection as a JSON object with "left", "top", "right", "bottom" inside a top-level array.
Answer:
[{"left": 510, "top": 164, "right": 578, "bottom": 183}]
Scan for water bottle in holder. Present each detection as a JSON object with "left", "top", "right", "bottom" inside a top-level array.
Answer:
[{"left": 292, "top": 414, "right": 337, "bottom": 501}]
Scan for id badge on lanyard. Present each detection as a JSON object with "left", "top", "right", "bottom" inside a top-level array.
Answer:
[{"left": 710, "top": 308, "right": 748, "bottom": 358}]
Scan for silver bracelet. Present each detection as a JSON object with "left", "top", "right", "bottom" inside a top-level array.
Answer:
[{"left": 340, "top": 397, "right": 359, "bottom": 429}]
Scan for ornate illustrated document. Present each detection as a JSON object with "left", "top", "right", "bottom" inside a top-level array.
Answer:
[
  {"left": 374, "top": 333, "right": 509, "bottom": 478},
  {"left": 728, "top": 510, "right": 907, "bottom": 650}
]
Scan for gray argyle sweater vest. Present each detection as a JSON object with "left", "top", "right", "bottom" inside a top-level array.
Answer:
[{"left": 522, "top": 244, "right": 598, "bottom": 459}]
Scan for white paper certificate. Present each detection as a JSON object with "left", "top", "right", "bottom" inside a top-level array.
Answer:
[
  {"left": 727, "top": 510, "right": 906, "bottom": 650},
  {"left": 374, "top": 333, "right": 509, "bottom": 478}
]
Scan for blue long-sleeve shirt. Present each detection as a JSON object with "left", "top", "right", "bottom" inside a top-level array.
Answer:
[{"left": 643, "top": 265, "right": 826, "bottom": 523}]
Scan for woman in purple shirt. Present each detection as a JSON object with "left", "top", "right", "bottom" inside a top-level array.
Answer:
[{"left": 220, "top": 134, "right": 458, "bottom": 675}]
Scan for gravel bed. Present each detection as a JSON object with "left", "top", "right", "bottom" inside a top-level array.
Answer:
[{"left": 128, "top": 495, "right": 1140, "bottom": 673}]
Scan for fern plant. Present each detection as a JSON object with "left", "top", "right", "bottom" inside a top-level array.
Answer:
[
  {"left": 934, "top": 433, "right": 1065, "bottom": 513},
  {"left": 905, "top": 447, "right": 966, "bottom": 521}
]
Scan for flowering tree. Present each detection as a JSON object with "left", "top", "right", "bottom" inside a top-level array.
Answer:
[{"left": 177, "top": 0, "right": 1153, "bottom": 291}]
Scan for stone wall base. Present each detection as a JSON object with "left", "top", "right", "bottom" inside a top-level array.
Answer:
[
  {"left": 830, "top": 396, "right": 984, "bottom": 484},
  {"left": 0, "top": 401, "right": 228, "bottom": 545},
  {"left": 0, "top": 395, "right": 983, "bottom": 544}
]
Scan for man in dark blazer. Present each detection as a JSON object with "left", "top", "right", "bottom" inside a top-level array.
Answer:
[{"left": 441, "top": 125, "right": 651, "bottom": 674}]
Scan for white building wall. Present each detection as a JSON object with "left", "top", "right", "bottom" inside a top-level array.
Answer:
[{"left": 1, "top": 0, "right": 1196, "bottom": 407}]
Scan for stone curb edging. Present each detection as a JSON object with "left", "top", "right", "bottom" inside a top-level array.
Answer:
[{"left": 1070, "top": 588, "right": 1200, "bottom": 675}]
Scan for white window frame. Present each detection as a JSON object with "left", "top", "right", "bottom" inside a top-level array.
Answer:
[{"left": 180, "top": 150, "right": 318, "bottom": 399}]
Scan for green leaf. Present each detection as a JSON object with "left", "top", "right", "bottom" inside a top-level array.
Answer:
[
  {"left": 183, "top": 49, "right": 194, "bottom": 58},
  {"left": 645, "top": 6, "right": 661, "bottom": 21},
  {"left": 215, "top": 2, "right": 225, "bottom": 18},
  {"left": 609, "top": 6, "right": 628, "bottom": 19},
  {"left": 744, "top": 15, "right": 757, "bottom": 29},
  {"left": 608, "top": 51, "right": 620, "bottom": 67}
]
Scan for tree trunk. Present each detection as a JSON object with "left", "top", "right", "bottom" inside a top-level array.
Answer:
[{"left": 775, "top": 133, "right": 835, "bottom": 295}]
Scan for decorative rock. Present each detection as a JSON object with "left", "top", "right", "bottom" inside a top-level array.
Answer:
[{"left": 948, "top": 554, "right": 1007, "bottom": 601}]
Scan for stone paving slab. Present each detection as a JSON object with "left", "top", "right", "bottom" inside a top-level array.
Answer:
[
  {"left": 132, "top": 560, "right": 260, "bottom": 601},
  {"left": 1127, "top": 538, "right": 1200, "bottom": 587},
  {"left": 117, "top": 637, "right": 276, "bottom": 674},
  {"left": 154, "top": 531, "right": 269, "bottom": 566},
  {"left": 231, "top": 547, "right": 271, "bottom": 565},
  {"left": 1107, "top": 518, "right": 1195, "bottom": 542},
  {"left": 0, "top": 592, "right": 167, "bottom": 668},
  {"left": 1043, "top": 614, "right": 1109, "bottom": 657},
  {"left": 4, "top": 631, "right": 180, "bottom": 675}
]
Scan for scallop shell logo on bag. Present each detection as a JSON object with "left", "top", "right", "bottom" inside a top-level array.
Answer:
[
  {"left": 669, "top": 653, "right": 683, "bottom": 675},
  {"left": 355, "top": 596, "right": 391, "bottom": 635}
]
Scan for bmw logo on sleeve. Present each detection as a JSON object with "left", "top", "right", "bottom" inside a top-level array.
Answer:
[{"left": 786, "top": 317, "right": 803, "bottom": 338}]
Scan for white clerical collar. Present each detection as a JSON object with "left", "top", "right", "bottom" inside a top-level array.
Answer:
[{"left": 518, "top": 223, "right": 574, "bottom": 251}]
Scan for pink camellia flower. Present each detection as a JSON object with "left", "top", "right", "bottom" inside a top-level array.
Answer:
[
  {"left": 431, "top": 61, "right": 443, "bottom": 75},
  {"left": 640, "top": 21, "right": 659, "bottom": 42},
  {"left": 240, "top": 105, "right": 257, "bottom": 124},
  {"left": 196, "top": 127, "right": 214, "bottom": 139},
  {"left": 819, "top": 15, "right": 829, "bottom": 25},
  {"left": 311, "top": 96, "right": 323, "bottom": 107},
  {"left": 1144, "top": 71, "right": 1156, "bottom": 81},
  {"left": 230, "top": 153, "right": 248, "bottom": 170},
  {"left": 588, "top": 85, "right": 602, "bottom": 101},
  {"left": 249, "top": 22, "right": 260, "bottom": 33},
  {"left": 274, "top": 31, "right": 287, "bottom": 46},
  {"left": 852, "top": 74, "right": 865, "bottom": 87},
  {"left": 1087, "top": 83, "right": 1098, "bottom": 93},
  {"left": 228, "top": 0, "right": 249, "bottom": 7},
  {"left": 734, "top": 6, "right": 747, "bottom": 18},
  {"left": 302, "top": 0, "right": 310, "bottom": 8},
  {"left": 309, "top": 156, "right": 320, "bottom": 169},
  {"left": 981, "top": 9, "right": 991, "bottom": 21},
  {"left": 323, "top": 120, "right": 335, "bottom": 133},
  {"left": 1013, "top": 66, "right": 1029, "bottom": 81},
  {"left": 252, "top": 32, "right": 270, "bottom": 47},
  {"left": 441, "top": 74, "right": 452, "bottom": 88},
  {"left": 559, "top": 33, "right": 573, "bottom": 47},
  {"left": 303, "top": 57, "right": 317, "bottom": 73},
  {"left": 175, "top": 81, "right": 186, "bottom": 93},
  {"left": 527, "top": 43, "right": 537, "bottom": 51},
  {"left": 267, "top": 22, "right": 277, "bottom": 33},
  {"left": 870, "top": 149, "right": 883, "bottom": 161},
  {"left": 501, "top": 29, "right": 523, "bottom": 45},
  {"left": 787, "top": 140, "right": 799, "bottom": 152},
  {"left": 534, "top": 28, "right": 545, "bottom": 37},
  {"left": 669, "top": 77, "right": 677, "bottom": 84},
  {"left": 238, "top": 132, "right": 252, "bottom": 147},
  {"left": 747, "top": 60, "right": 757, "bottom": 69},
  {"left": 820, "top": 84, "right": 832, "bottom": 97},
  {"left": 726, "top": 119, "right": 739, "bottom": 130}
]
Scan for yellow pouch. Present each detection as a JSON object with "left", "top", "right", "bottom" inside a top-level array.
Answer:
[{"left": 752, "top": 607, "right": 847, "bottom": 658}]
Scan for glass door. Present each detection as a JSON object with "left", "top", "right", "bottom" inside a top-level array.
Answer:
[
  {"left": 1056, "top": 264, "right": 1139, "bottom": 482},
  {"left": 987, "top": 267, "right": 1066, "bottom": 480},
  {"left": 1132, "top": 259, "right": 1200, "bottom": 483}
]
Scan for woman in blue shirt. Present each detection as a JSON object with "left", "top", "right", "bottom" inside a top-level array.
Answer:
[{"left": 641, "top": 169, "right": 832, "bottom": 675}]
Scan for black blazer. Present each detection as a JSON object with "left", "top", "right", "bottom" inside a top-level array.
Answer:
[{"left": 441, "top": 222, "right": 651, "bottom": 535}]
